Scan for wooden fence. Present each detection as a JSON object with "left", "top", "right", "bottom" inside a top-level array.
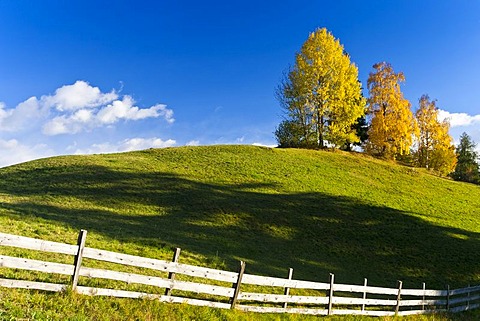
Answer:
[{"left": 1, "top": 230, "right": 479, "bottom": 317}]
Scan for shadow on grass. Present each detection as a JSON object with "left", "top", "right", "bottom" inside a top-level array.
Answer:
[{"left": 1, "top": 164, "right": 479, "bottom": 288}]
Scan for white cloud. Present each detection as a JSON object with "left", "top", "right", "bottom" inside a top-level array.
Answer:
[
  {"left": 0, "top": 97, "right": 44, "bottom": 132},
  {"left": 0, "top": 139, "right": 54, "bottom": 167},
  {"left": 43, "top": 94, "right": 174, "bottom": 135},
  {"left": 252, "top": 142, "right": 276, "bottom": 148},
  {"left": 0, "top": 81, "right": 174, "bottom": 136},
  {"left": 74, "top": 137, "right": 176, "bottom": 155},
  {"left": 118, "top": 137, "right": 176, "bottom": 151},
  {"left": 186, "top": 140, "right": 200, "bottom": 146},
  {"left": 438, "top": 109, "right": 480, "bottom": 153},
  {"left": 96, "top": 96, "right": 173, "bottom": 124},
  {"left": 43, "top": 80, "right": 118, "bottom": 111},
  {"left": 0, "top": 81, "right": 177, "bottom": 168},
  {"left": 438, "top": 109, "right": 480, "bottom": 127}
]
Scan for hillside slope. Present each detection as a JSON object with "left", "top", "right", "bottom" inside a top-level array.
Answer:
[{"left": 1, "top": 145, "right": 479, "bottom": 289}]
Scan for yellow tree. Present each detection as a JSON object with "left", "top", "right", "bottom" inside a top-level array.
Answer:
[
  {"left": 366, "top": 62, "right": 416, "bottom": 159},
  {"left": 415, "top": 95, "right": 456, "bottom": 175},
  {"left": 276, "top": 28, "right": 366, "bottom": 148}
]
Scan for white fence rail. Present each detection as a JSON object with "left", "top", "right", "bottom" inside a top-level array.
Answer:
[{"left": 0, "top": 230, "right": 478, "bottom": 317}]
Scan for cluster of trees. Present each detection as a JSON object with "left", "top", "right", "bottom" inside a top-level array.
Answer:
[{"left": 275, "top": 27, "right": 479, "bottom": 182}]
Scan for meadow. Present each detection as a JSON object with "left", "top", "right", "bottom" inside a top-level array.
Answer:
[{"left": 1, "top": 145, "right": 480, "bottom": 320}]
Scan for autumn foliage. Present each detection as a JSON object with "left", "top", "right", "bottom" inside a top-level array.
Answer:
[
  {"left": 414, "top": 95, "right": 456, "bottom": 175},
  {"left": 276, "top": 28, "right": 366, "bottom": 148},
  {"left": 365, "top": 62, "right": 417, "bottom": 159},
  {"left": 276, "top": 28, "right": 461, "bottom": 176}
]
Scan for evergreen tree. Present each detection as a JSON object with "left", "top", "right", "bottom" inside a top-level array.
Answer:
[
  {"left": 342, "top": 116, "right": 369, "bottom": 151},
  {"left": 452, "top": 133, "right": 480, "bottom": 184}
]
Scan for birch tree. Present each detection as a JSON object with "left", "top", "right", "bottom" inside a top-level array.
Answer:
[
  {"left": 276, "top": 28, "right": 366, "bottom": 148},
  {"left": 414, "top": 95, "right": 456, "bottom": 175},
  {"left": 365, "top": 62, "right": 417, "bottom": 159}
]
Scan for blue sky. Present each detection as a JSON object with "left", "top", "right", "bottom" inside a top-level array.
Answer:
[{"left": 1, "top": 0, "right": 479, "bottom": 167}]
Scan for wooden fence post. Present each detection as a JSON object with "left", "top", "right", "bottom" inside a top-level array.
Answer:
[
  {"left": 446, "top": 285, "right": 450, "bottom": 311},
  {"left": 230, "top": 261, "right": 246, "bottom": 309},
  {"left": 467, "top": 284, "right": 471, "bottom": 310},
  {"left": 328, "top": 273, "right": 335, "bottom": 315},
  {"left": 362, "top": 278, "right": 368, "bottom": 312},
  {"left": 71, "top": 229, "right": 87, "bottom": 292},
  {"left": 422, "top": 282, "right": 426, "bottom": 311},
  {"left": 165, "top": 247, "right": 181, "bottom": 296},
  {"left": 283, "top": 268, "right": 294, "bottom": 309},
  {"left": 395, "top": 280, "right": 402, "bottom": 315}
]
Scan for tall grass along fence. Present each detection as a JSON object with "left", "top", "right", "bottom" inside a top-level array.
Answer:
[{"left": 1, "top": 230, "right": 479, "bottom": 317}]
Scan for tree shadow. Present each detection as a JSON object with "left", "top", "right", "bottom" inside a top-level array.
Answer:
[{"left": 1, "top": 163, "right": 479, "bottom": 288}]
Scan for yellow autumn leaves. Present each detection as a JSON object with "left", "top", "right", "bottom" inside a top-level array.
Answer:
[
  {"left": 276, "top": 28, "right": 457, "bottom": 175},
  {"left": 276, "top": 28, "right": 366, "bottom": 148},
  {"left": 366, "top": 63, "right": 456, "bottom": 174}
]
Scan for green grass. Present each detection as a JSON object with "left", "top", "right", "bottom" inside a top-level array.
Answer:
[{"left": 1, "top": 145, "right": 480, "bottom": 320}]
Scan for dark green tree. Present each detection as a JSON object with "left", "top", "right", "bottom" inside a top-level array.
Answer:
[
  {"left": 342, "top": 116, "right": 369, "bottom": 151},
  {"left": 275, "top": 120, "right": 313, "bottom": 148},
  {"left": 451, "top": 132, "right": 480, "bottom": 184}
]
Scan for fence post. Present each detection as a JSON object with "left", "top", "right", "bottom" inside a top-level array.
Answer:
[
  {"left": 283, "top": 268, "right": 294, "bottom": 309},
  {"left": 71, "top": 229, "right": 87, "bottom": 292},
  {"left": 395, "top": 280, "right": 402, "bottom": 315},
  {"left": 362, "top": 278, "right": 368, "bottom": 312},
  {"left": 328, "top": 273, "right": 335, "bottom": 315},
  {"left": 165, "top": 247, "right": 181, "bottom": 296},
  {"left": 422, "top": 282, "right": 426, "bottom": 311},
  {"left": 446, "top": 285, "right": 450, "bottom": 311},
  {"left": 467, "top": 284, "right": 471, "bottom": 310},
  {"left": 230, "top": 261, "right": 246, "bottom": 309}
]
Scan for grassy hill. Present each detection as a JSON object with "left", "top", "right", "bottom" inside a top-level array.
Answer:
[{"left": 1, "top": 145, "right": 480, "bottom": 320}]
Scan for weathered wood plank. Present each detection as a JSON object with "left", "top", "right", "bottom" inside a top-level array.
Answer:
[
  {"left": 72, "top": 230, "right": 87, "bottom": 291},
  {"left": 237, "top": 305, "right": 328, "bottom": 315},
  {"left": 333, "top": 283, "right": 399, "bottom": 295},
  {"left": 241, "top": 273, "right": 330, "bottom": 290},
  {"left": 328, "top": 273, "right": 335, "bottom": 315},
  {"left": 161, "top": 295, "right": 231, "bottom": 309},
  {"left": 361, "top": 278, "right": 367, "bottom": 312},
  {"left": 82, "top": 247, "right": 237, "bottom": 282},
  {"left": 283, "top": 268, "right": 293, "bottom": 309},
  {"left": 237, "top": 292, "right": 329, "bottom": 304},
  {"left": 80, "top": 266, "right": 170, "bottom": 287},
  {"left": 332, "top": 309, "right": 396, "bottom": 316},
  {"left": 398, "top": 299, "right": 447, "bottom": 306},
  {"left": 398, "top": 309, "right": 447, "bottom": 316},
  {"left": 165, "top": 247, "right": 181, "bottom": 296},
  {"left": 449, "top": 294, "right": 480, "bottom": 306},
  {"left": 422, "top": 282, "right": 426, "bottom": 310},
  {"left": 230, "top": 261, "right": 245, "bottom": 309},
  {"left": 449, "top": 303, "right": 480, "bottom": 313},
  {"left": 76, "top": 286, "right": 231, "bottom": 309},
  {"left": 395, "top": 280, "right": 402, "bottom": 315},
  {"left": 332, "top": 296, "right": 397, "bottom": 306},
  {"left": 0, "top": 255, "right": 74, "bottom": 275},
  {"left": 76, "top": 285, "right": 159, "bottom": 298},
  {"left": 80, "top": 267, "right": 234, "bottom": 297},
  {"left": 401, "top": 288, "right": 448, "bottom": 296},
  {"left": 450, "top": 285, "right": 480, "bottom": 296},
  {"left": 0, "top": 232, "right": 78, "bottom": 255},
  {"left": 0, "top": 278, "right": 66, "bottom": 292}
]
